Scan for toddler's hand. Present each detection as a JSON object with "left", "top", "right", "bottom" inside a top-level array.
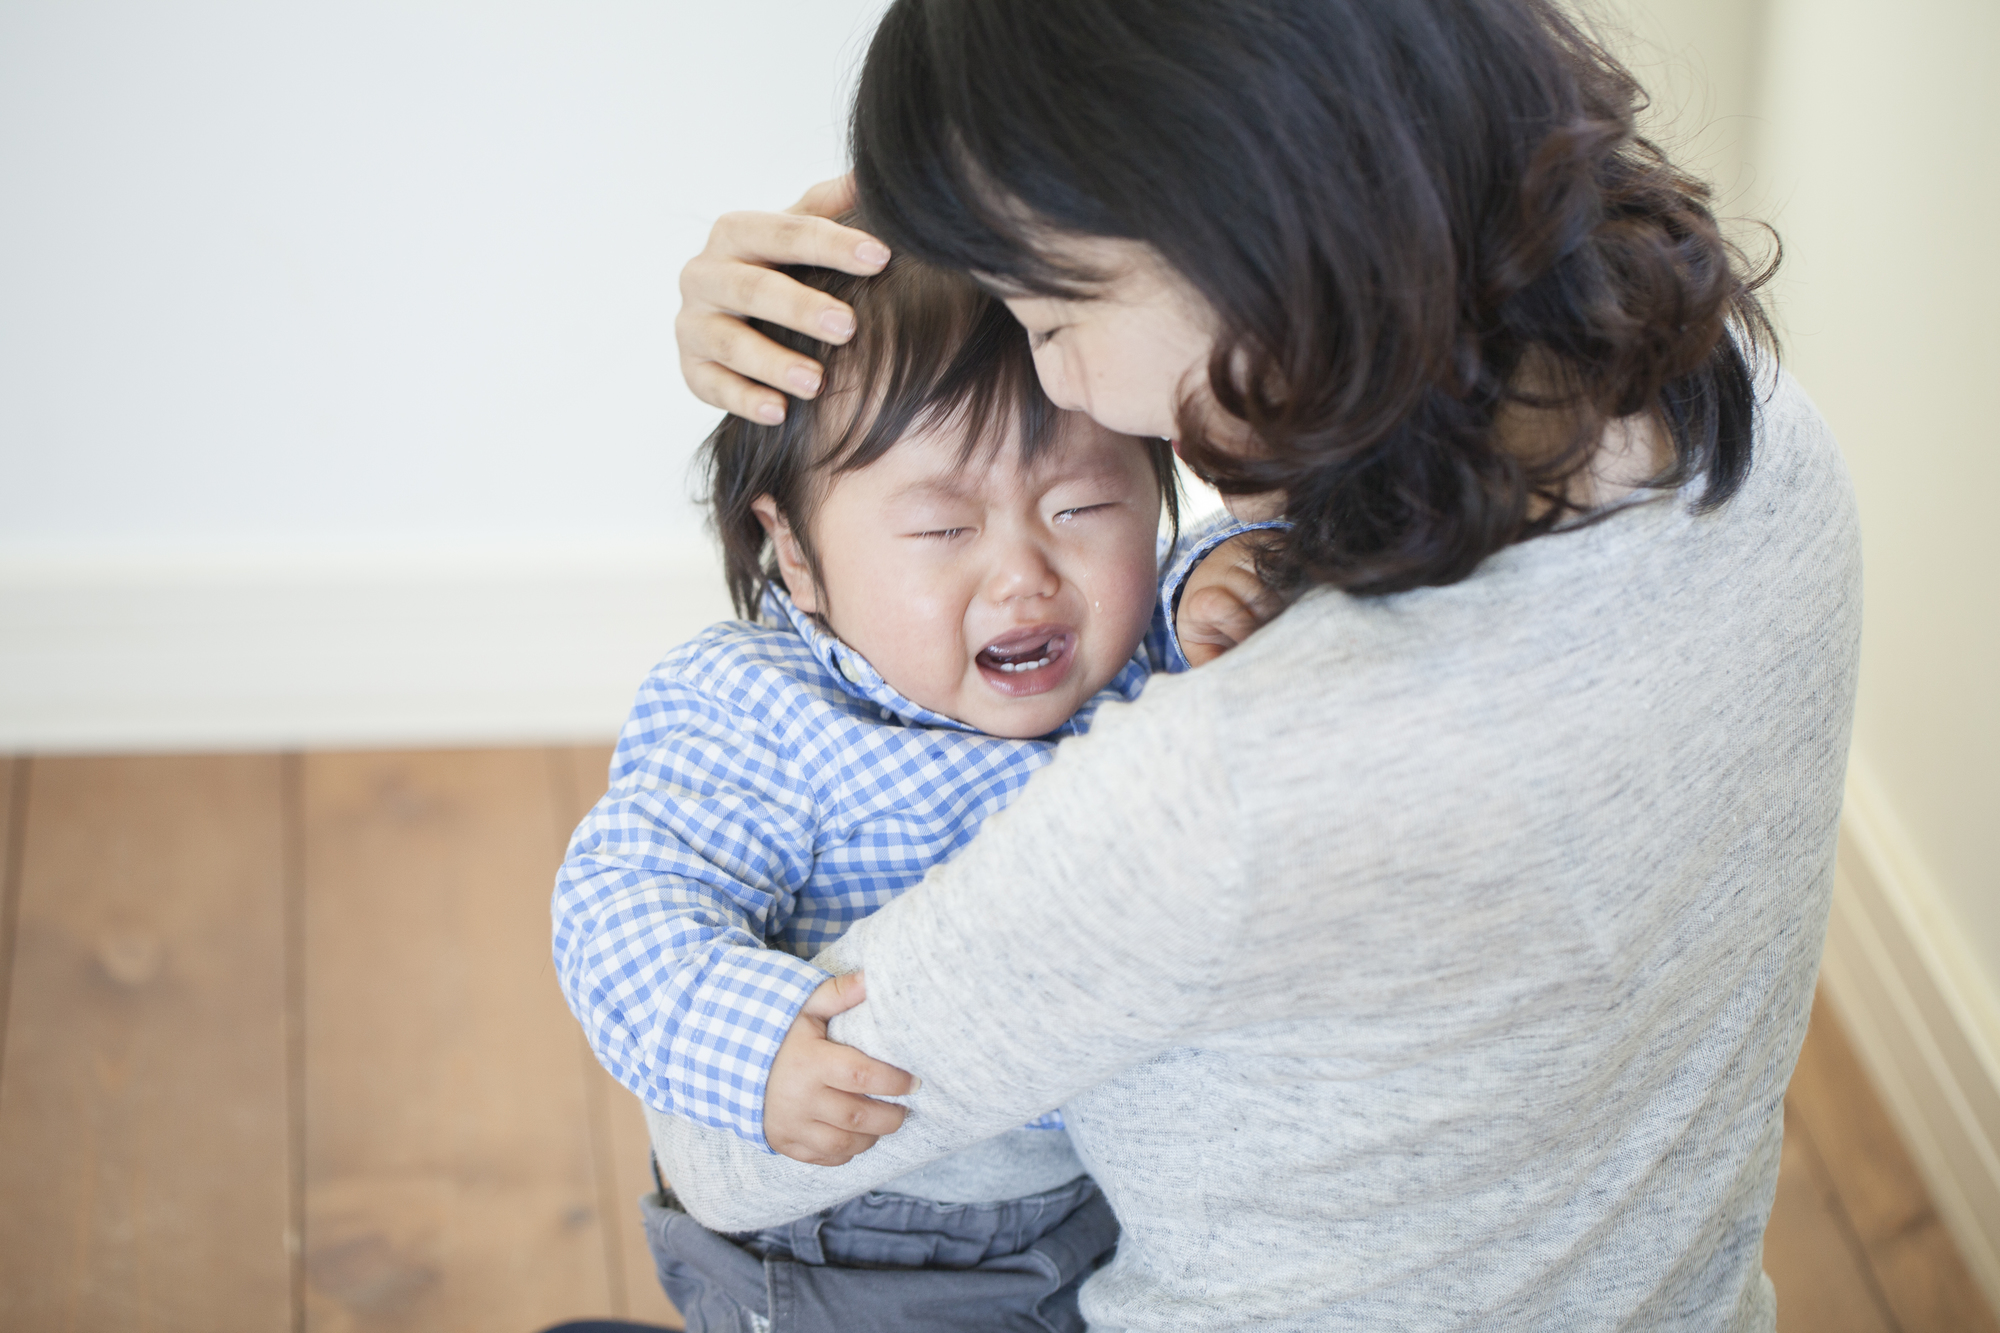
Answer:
[
  {"left": 1176, "top": 532, "right": 1292, "bottom": 667},
  {"left": 764, "top": 972, "right": 919, "bottom": 1166}
]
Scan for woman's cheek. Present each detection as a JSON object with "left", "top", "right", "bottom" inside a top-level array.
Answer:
[{"left": 1032, "top": 344, "right": 1083, "bottom": 414}]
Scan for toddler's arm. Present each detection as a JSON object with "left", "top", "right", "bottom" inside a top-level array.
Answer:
[{"left": 552, "top": 661, "right": 889, "bottom": 1155}]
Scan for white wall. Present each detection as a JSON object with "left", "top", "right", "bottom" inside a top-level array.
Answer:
[
  {"left": 0, "top": 0, "right": 888, "bottom": 749},
  {"left": 7, "top": 4, "right": 1993, "bottom": 1007},
  {"left": 1595, "top": 0, "right": 1999, "bottom": 1002},
  {"left": 1584, "top": 0, "right": 1771, "bottom": 222},
  {"left": 1731, "top": 0, "right": 1998, "bottom": 1290},
  {"left": 1753, "top": 0, "right": 1999, "bottom": 1002}
]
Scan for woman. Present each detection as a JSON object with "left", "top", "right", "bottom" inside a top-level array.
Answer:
[{"left": 646, "top": 1, "right": 1859, "bottom": 1328}]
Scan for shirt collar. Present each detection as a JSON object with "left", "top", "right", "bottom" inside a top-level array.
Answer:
[{"left": 763, "top": 588, "right": 1147, "bottom": 739}]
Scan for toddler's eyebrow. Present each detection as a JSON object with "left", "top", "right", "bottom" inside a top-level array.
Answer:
[
  {"left": 887, "top": 476, "right": 977, "bottom": 503},
  {"left": 886, "top": 463, "right": 1132, "bottom": 506}
]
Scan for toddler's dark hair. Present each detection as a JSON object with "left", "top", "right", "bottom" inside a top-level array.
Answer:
[{"left": 701, "top": 225, "right": 1180, "bottom": 620}]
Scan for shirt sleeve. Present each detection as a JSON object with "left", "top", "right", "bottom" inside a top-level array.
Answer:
[
  {"left": 1149, "top": 513, "right": 1292, "bottom": 672},
  {"left": 552, "top": 666, "right": 831, "bottom": 1151},
  {"left": 652, "top": 668, "right": 1252, "bottom": 1230}
]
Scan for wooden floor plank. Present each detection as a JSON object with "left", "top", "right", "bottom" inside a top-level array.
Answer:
[
  {"left": 1767, "top": 1102, "right": 1897, "bottom": 1333},
  {"left": 550, "top": 747, "right": 632, "bottom": 1320},
  {"left": 7, "top": 743, "right": 1991, "bottom": 1333},
  {"left": 576, "top": 1042, "right": 684, "bottom": 1328},
  {"left": 0, "top": 755, "right": 292, "bottom": 1331},
  {"left": 284, "top": 751, "right": 310, "bottom": 1333},
  {"left": 1788, "top": 991, "right": 2000, "bottom": 1333},
  {"left": 576, "top": 1031, "right": 632, "bottom": 1315},
  {"left": 0, "top": 756, "right": 16, "bottom": 869},
  {"left": 300, "top": 749, "right": 609, "bottom": 1332},
  {"left": 558, "top": 743, "right": 683, "bottom": 1328},
  {"left": 0, "top": 757, "right": 24, "bottom": 1075},
  {"left": 598, "top": 1064, "right": 682, "bottom": 1327}
]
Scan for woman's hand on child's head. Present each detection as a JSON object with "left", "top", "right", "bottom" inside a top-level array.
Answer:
[
  {"left": 677, "top": 174, "right": 893, "bottom": 427},
  {"left": 764, "top": 971, "right": 921, "bottom": 1166},
  {"left": 1176, "top": 532, "right": 1293, "bottom": 668}
]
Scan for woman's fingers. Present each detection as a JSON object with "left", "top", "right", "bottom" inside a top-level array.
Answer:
[
  {"left": 788, "top": 173, "right": 858, "bottom": 219},
  {"left": 674, "top": 261, "right": 840, "bottom": 409},
  {"left": 720, "top": 206, "right": 890, "bottom": 274},
  {"left": 675, "top": 300, "right": 826, "bottom": 420},
  {"left": 702, "top": 254, "right": 856, "bottom": 344},
  {"left": 680, "top": 356, "right": 790, "bottom": 426},
  {"left": 676, "top": 179, "right": 892, "bottom": 420}
]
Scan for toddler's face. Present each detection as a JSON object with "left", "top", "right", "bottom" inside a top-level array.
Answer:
[{"left": 768, "top": 412, "right": 1162, "bottom": 739}]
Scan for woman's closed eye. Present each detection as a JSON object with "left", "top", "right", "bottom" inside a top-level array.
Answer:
[
  {"left": 1054, "top": 503, "right": 1115, "bottom": 523},
  {"left": 912, "top": 526, "right": 971, "bottom": 541}
]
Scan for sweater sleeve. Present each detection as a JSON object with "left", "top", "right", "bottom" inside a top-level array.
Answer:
[{"left": 654, "top": 668, "right": 1250, "bottom": 1230}]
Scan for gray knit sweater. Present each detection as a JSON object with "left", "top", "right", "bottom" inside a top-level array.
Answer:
[{"left": 649, "top": 368, "right": 1861, "bottom": 1332}]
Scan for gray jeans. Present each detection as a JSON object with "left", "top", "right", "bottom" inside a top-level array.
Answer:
[{"left": 640, "top": 1172, "right": 1118, "bottom": 1333}]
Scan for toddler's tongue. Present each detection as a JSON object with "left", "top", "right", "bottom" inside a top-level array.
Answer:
[{"left": 979, "top": 638, "right": 1058, "bottom": 673}]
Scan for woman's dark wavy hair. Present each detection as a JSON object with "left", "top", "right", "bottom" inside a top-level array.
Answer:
[
  {"left": 701, "top": 231, "right": 1179, "bottom": 619},
  {"left": 852, "top": 0, "right": 1778, "bottom": 595}
]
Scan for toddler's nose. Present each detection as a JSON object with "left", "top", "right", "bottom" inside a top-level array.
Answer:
[{"left": 985, "top": 537, "right": 1061, "bottom": 603}]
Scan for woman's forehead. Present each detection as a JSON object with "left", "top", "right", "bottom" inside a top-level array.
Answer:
[{"left": 976, "top": 235, "right": 1163, "bottom": 305}]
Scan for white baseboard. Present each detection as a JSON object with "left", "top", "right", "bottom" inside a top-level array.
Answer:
[
  {"left": 1821, "top": 756, "right": 2000, "bottom": 1309},
  {"left": 0, "top": 541, "right": 736, "bottom": 753}
]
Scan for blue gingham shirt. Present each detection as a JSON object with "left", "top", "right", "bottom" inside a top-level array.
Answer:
[{"left": 552, "top": 515, "right": 1266, "bottom": 1150}]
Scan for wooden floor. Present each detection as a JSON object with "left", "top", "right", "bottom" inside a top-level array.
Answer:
[{"left": 0, "top": 750, "right": 1992, "bottom": 1333}]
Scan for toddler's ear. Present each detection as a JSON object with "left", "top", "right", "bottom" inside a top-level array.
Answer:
[{"left": 750, "top": 494, "right": 821, "bottom": 615}]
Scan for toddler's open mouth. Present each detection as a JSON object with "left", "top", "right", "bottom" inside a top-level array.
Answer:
[{"left": 975, "top": 627, "right": 1076, "bottom": 697}]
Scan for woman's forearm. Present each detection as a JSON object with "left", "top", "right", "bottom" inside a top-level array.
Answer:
[
  {"left": 657, "top": 669, "right": 1249, "bottom": 1229},
  {"left": 817, "top": 671, "right": 1245, "bottom": 1101}
]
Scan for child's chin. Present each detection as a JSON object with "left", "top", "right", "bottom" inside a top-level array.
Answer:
[{"left": 972, "top": 698, "right": 1075, "bottom": 740}]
